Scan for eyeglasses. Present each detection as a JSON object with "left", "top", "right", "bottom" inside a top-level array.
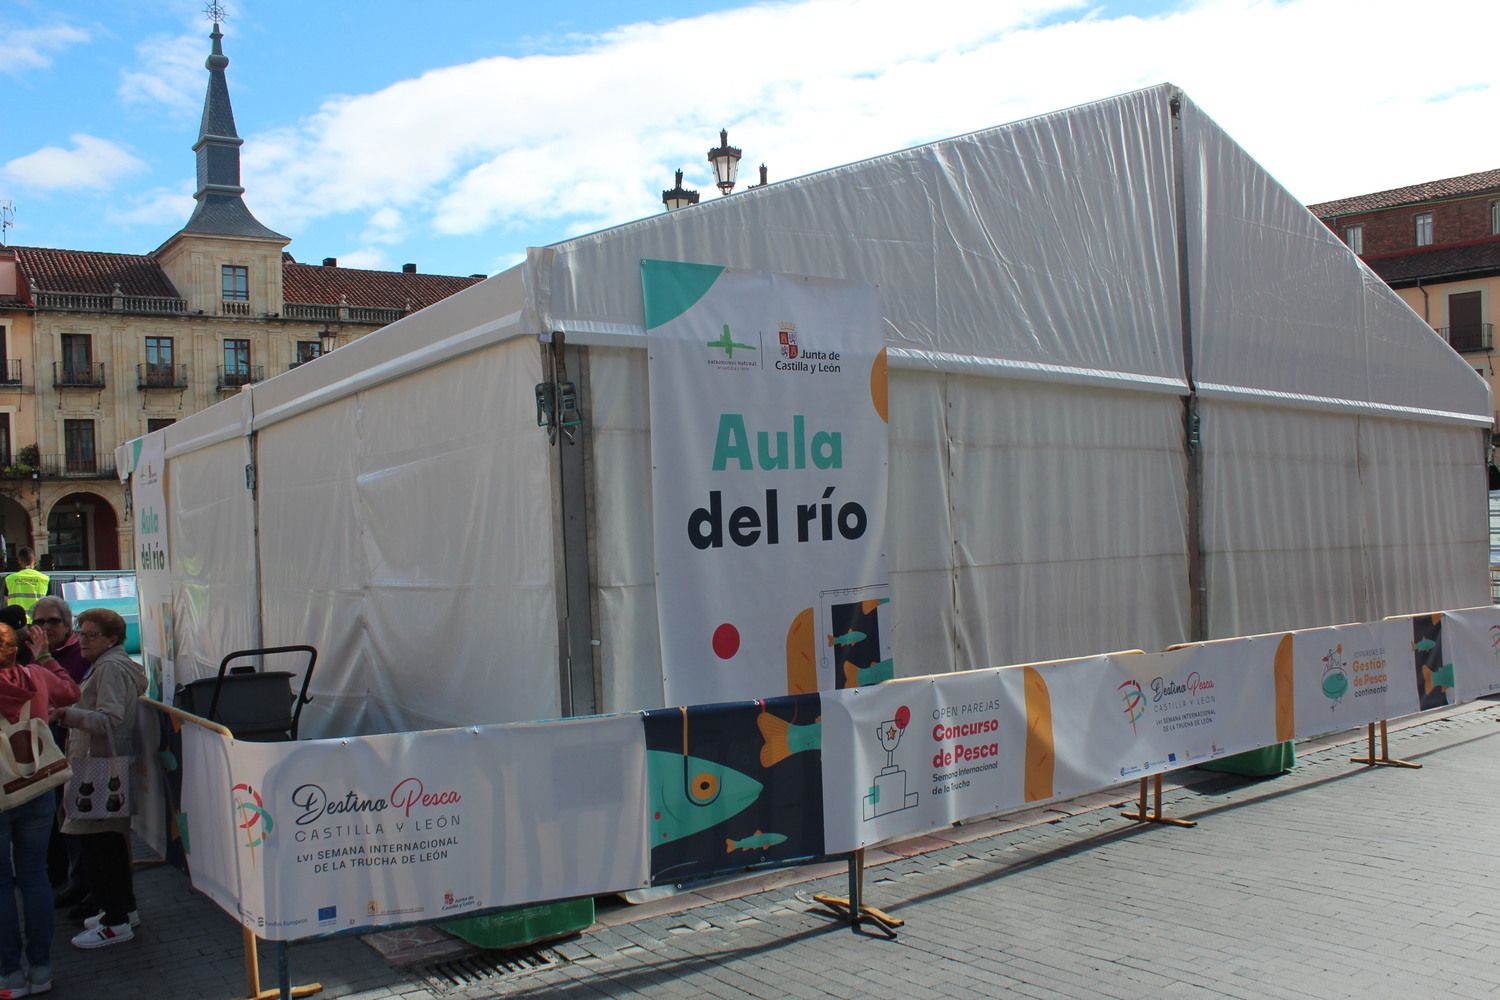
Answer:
[
  {"left": 33, "top": 618, "right": 65, "bottom": 627},
  {"left": 77, "top": 630, "right": 105, "bottom": 641}
]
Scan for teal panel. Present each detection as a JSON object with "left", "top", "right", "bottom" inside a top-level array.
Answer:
[{"left": 641, "top": 259, "right": 724, "bottom": 330}]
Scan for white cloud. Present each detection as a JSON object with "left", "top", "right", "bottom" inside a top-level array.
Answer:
[
  {"left": 235, "top": 0, "right": 1500, "bottom": 256},
  {"left": 360, "top": 207, "right": 405, "bottom": 246},
  {"left": 0, "top": 24, "right": 89, "bottom": 74},
  {"left": 2, "top": 135, "right": 147, "bottom": 191},
  {"left": 119, "top": 33, "right": 206, "bottom": 116},
  {"left": 109, "top": 186, "right": 195, "bottom": 227},
  {"left": 334, "top": 249, "right": 389, "bottom": 270}
]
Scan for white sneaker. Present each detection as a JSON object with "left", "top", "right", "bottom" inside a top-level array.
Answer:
[
  {"left": 82, "top": 910, "right": 140, "bottom": 930},
  {"left": 0, "top": 966, "right": 31, "bottom": 997},
  {"left": 71, "top": 922, "right": 134, "bottom": 949}
]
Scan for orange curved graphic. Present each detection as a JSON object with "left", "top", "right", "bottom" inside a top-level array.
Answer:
[
  {"left": 1022, "top": 666, "right": 1054, "bottom": 802},
  {"left": 786, "top": 608, "right": 816, "bottom": 695},
  {"left": 1273, "top": 634, "right": 1295, "bottom": 742},
  {"left": 869, "top": 348, "right": 889, "bottom": 423}
]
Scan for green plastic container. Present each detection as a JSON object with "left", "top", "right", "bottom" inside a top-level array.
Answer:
[
  {"left": 442, "top": 897, "right": 594, "bottom": 950},
  {"left": 1198, "top": 740, "right": 1295, "bottom": 777}
]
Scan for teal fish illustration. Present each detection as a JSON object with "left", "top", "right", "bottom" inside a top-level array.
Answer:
[
  {"left": 758, "top": 712, "right": 822, "bottom": 767},
  {"left": 1414, "top": 638, "right": 1437, "bottom": 652},
  {"left": 648, "top": 750, "right": 762, "bottom": 845},
  {"left": 843, "top": 657, "right": 894, "bottom": 688},
  {"left": 827, "top": 629, "right": 867, "bottom": 648},
  {"left": 1422, "top": 662, "right": 1455, "bottom": 693},
  {"left": 726, "top": 831, "right": 788, "bottom": 853}
]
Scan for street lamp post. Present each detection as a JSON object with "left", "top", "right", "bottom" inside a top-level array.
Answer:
[
  {"left": 707, "top": 129, "right": 742, "bottom": 194},
  {"left": 661, "top": 169, "right": 700, "bottom": 211}
]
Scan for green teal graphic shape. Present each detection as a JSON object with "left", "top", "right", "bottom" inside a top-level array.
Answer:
[
  {"left": 646, "top": 749, "right": 763, "bottom": 845},
  {"left": 641, "top": 259, "right": 725, "bottom": 330}
]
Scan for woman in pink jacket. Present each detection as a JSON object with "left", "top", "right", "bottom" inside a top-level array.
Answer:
[{"left": 0, "top": 621, "right": 80, "bottom": 996}]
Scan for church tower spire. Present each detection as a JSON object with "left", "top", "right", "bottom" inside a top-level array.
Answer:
[{"left": 178, "top": 18, "right": 287, "bottom": 241}]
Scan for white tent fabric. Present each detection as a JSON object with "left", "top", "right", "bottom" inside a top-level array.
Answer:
[{"left": 119, "top": 83, "right": 1490, "bottom": 735}]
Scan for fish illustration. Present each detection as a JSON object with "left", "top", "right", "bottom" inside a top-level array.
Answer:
[
  {"left": 1422, "top": 662, "right": 1456, "bottom": 694},
  {"left": 1490, "top": 624, "right": 1500, "bottom": 650},
  {"left": 860, "top": 597, "right": 891, "bottom": 614},
  {"left": 827, "top": 628, "right": 867, "bottom": 648},
  {"left": 726, "top": 830, "right": 788, "bottom": 853},
  {"left": 843, "top": 657, "right": 894, "bottom": 688},
  {"left": 758, "top": 711, "right": 822, "bottom": 768},
  {"left": 648, "top": 749, "right": 763, "bottom": 846},
  {"left": 1414, "top": 638, "right": 1437, "bottom": 653}
]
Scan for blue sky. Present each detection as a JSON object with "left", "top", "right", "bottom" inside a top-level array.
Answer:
[{"left": 4, "top": 0, "right": 1498, "bottom": 279}]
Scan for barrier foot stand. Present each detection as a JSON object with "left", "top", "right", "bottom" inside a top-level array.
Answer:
[
  {"left": 240, "top": 928, "right": 322, "bottom": 1000},
  {"left": 1350, "top": 720, "right": 1420, "bottom": 769},
  {"left": 1120, "top": 775, "right": 1197, "bottom": 828},
  {"left": 812, "top": 850, "right": 904, "bottom": 935}
]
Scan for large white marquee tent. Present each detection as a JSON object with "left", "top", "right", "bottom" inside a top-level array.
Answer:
[{"left": 120, "top": 84, "right": 1490, "bottom": 738}]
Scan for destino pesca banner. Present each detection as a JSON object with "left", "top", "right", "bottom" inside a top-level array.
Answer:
[
  {"left": 642, "top": 260, "right": 892, "bottom": 706},
  {"left": 181, "top": 715, "right": 650, "bottom": 940}
]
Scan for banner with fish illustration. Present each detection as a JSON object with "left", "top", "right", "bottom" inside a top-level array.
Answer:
[
  {"left": 1433, "top": 606, "right": 1500, "bottom": 702},
  {"left": 1285, "top": 621, "right": 1421, "bottom": 737},
  {"left": 641, "top": 693, "right": 825, "bottom": 886},
  {"left": 643, "top": 260, "right": 891, "bottom": 706},
  {"left": 180, "top": 715, "right": 649, "bottom": 941}
]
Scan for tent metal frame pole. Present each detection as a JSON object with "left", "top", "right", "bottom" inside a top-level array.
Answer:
[
  {"left": 1169, "top": 89, "right": 1207, "bottom": 643},
  {"left": 548, "top": 335, "right": 600, "bottom": 717},
  {"left": 246, "top": 416, "right": 266, "bottom": 651}
]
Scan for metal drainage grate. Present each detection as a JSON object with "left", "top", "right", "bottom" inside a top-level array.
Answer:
[{"left": 415, "top": 945, "right": 568, "bottom": 994}]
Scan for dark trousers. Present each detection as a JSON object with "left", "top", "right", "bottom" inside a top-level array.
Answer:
[{"left": 79, "top": 832, "right": 135, "bottom": 924}]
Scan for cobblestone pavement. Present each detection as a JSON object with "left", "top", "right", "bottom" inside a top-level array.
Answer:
[{"left": 46, "top": 700, "right": 1500, "bottom": 998}]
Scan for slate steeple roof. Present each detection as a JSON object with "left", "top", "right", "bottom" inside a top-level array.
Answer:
[{"left": 176, "top": 21, "right": 287, "bottom": 242}]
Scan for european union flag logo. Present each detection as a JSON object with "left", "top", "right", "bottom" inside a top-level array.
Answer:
[
  {"left": 1167, "top": 753, "right": 1177, "bottom": 762},
  {"left": 318, "top": 905, "right": 337, "bottom": 924}
]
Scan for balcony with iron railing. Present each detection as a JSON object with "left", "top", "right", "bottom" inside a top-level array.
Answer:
[
  {"left": 137, "top": 363, "right": 188, "bottom": 390},
  {"left": 53, "top": 362, "right": 105, "bottom": 389},
  {"left": 32, "top": 287, "right": 411, "bottom": 326},
  {"left": 0, "top": 359, "right": 22, "bottom": 386},
  {"left": 0, "top": 453, "right": 116, "bottom": 479},
  {"left": 1441, "top": 322, "right": 1493, "bottom": 353},
  {"left": 217, "top": 364, "right": 264, "bottom": 391}
]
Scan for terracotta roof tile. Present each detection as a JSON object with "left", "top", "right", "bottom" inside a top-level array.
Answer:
[
  {"left": 11, "top": 246, "right": 180, "bottom": 298},
  {"left": 282, "top": 262, "right": 483, "bottom": 310},
  {"left": 1309, "top": 168, "right": 1500, "bottom": 217}
]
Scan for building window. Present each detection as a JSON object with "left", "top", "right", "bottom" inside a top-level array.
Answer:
[
  {"left": 144, "top": 336, "right": 174, "bottom": 387},
  {"left": 147, "top": 418, "right": 175, "bottom": 434},
  {"left": 1492, "top": 200, "right": 1499, "bottom": 236},
  {"left": 60, "top": 333, "right": 92, "bottom": 384},
  {"left": 0, "top": 413, "right": 10, "bottom": 468},
  {"left": 1343, "top": 225, "right": 1363, "bottom": 255},
  {"left": 293, "top": 341, "right": 323, "bottom": 368},
  {"left": 222, "top": 338, "right": 251, "bottom": 387},
  {"left": 64, "top": 419, "right": 95, "bottom": 474},
  {"left": 221, "top": 265, "right": 249, "bottom": 301},
  {"left": 1415, "top": 212, "right": 1434, "bottom": 247}
]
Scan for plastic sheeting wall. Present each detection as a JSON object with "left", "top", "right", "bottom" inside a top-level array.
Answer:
[
  {"left": 160, "top": 396, "right": 259, "bottom": 685},
  {"left": 255, "top": 337, "right": 557, "bottom": 736}
]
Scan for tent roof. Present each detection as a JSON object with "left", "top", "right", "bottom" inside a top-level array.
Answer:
[{"left": 128, "top": 82, "right": 1490, "bottom": 469}]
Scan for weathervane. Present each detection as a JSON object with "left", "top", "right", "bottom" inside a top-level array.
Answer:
[{"left": 204, "top": 1, "right": 228, "bottom": 23}]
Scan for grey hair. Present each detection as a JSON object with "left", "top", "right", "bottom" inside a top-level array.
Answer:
[{"left": 30, "top": 596, "right": 71, "bottom": 626}]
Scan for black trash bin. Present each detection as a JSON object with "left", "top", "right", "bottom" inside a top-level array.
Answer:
[{"left": 175, "top": 645, "right": 316, "bottom": 742}]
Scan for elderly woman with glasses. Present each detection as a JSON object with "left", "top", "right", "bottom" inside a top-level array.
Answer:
[
  {"left": 27, "top": 597, "right": 88, "bottom": 685},
  {"left": 49, "top": 608, "right": 146, "bottom": 950}
]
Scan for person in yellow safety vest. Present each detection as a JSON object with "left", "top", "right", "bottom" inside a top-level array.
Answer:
[{"left": 5, "top": 547, "right": 50, "bottom": 622}]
